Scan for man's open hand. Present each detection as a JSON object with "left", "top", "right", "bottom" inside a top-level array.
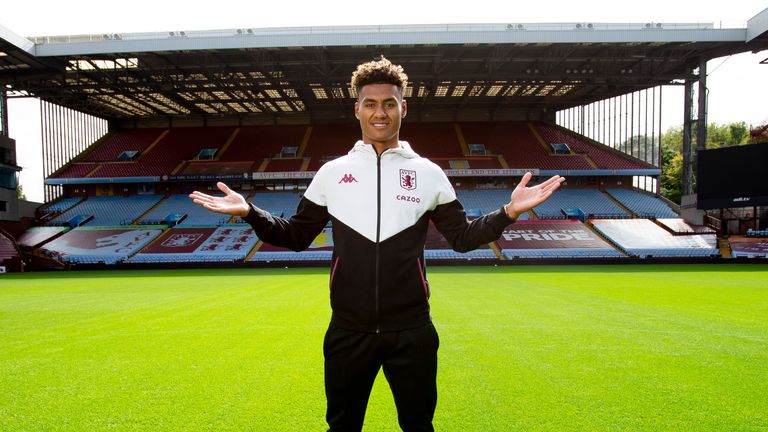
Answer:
[
  {"left": 505, "top": 172, "right": 565, "bottom": 219},
  {"left": 189, "top": 182, "right": 250, "bottom": 218}
]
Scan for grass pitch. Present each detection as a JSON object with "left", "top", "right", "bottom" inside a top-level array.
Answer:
[{"left": 1, "top": 264, "right": 767, "bottom": 431}]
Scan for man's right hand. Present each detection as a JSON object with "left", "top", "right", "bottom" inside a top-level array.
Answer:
[{"left": 189, "top": 182, "right": 250, "bottom": 218}]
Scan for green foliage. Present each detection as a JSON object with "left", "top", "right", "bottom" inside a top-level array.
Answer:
[
  {"left": 1, "top": 266, "right": 767, "bottom": 431},
  {"left": 655, "top": 122, "right": 750, "bottom": 204},
  {"left": 16, "top": 184, "right": 26, "bottom": 200}
]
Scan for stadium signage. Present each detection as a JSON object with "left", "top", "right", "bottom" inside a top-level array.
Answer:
[
  {"left": 167, "top": 174, "right": 249, "bottom": 181},
  {"left": 503, "top": 229, "right": 593, "bottom": 241},
  {"left": 444, "top": 169, "right": 539, "bottom": 177},
  {"left": 252, "top": 171, "right": 317, "bottom": 180}
]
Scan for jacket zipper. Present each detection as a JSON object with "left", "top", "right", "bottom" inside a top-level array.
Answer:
[{"left": 375, "top": 152, "right": 382, "bottom": 333}]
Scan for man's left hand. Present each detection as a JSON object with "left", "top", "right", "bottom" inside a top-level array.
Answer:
[{"left": 505, "top": 172, "right": 565, "bottom": 219}]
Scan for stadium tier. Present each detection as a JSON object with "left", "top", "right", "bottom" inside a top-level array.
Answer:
[
  {"left": 656, "top": 219, "right": 716, "bottom": 235},
  {"left": 591, "top": 219, "right": 719, "bottom": 258},
  {"left": 221, "top": 125, "right": 308, "bottom": 163},
  {"left": 460, "top": 122, "right": 593, "bottom": 170},
  {"left": 729, "top": 238, "right": 768, "bottom": 258},
  {"left": 533, "top": 189, "right": 628, "bottom": 219},
  {"left": 606, "top": 189, "right": 678, "bottom": 218},
  {"left": 38, "top": 196, "right": 84, "bottom": 219},
  {"left": 47, "top": 121, "right": 651, "bottom": 180},
  {"left": 17, "top": 226, "right": 69, "bottom": 248},
  {"left": 0, "top": 230, "right": 21, "bottom": 268},
  {"left": 534, "top": 124, "right": 650, "bottom": 170},
  {"left": 128, "top": 226, "right": 258, "bottom": 263},
  {"left": 42, "top": 226, "right": 164, "bottom": 264},
  {"left": 424, "top": 220, "right": 498, "bottom": 260},
  {"left": 140, "top": 193, "right": 247, "bottom": 226},
  {"left": 498, "top": 220, "right": 623, "bottom": 259},
  {"left": 248, "top": 191, "right": 305, "bottom": 217},
  {"left": 250, "top": 227, "right": 334, "bottom": 262},
  {"left": 455, "top": 189, "right": 519, "bottom": 216},
  {"left": 47, "top": 195, "right": 164, "bottom": 227}
]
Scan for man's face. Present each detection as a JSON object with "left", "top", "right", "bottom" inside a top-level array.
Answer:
[{"left": 354, "top": 83, "right": 407, "bottom": 149}]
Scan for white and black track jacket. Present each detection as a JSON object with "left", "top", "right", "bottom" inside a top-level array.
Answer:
[{"left": 244, "top": 140, "right": 515, "bottom": 333}]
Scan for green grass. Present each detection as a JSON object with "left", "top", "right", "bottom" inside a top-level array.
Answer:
[{"left": 1, "top": 265, "right": 767, "bottom": 431}]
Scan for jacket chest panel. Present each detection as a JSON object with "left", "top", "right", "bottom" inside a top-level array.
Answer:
[{"left": 325, "top": 156, "right": 432, "bottom": 243}]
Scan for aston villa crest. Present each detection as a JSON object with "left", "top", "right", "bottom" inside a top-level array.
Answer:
[
  {"left": 400, "top": 169, "right": 417, "bottom": 190},
  {"left": 162, "top": 234, "right": 203, "bottom": 247}
]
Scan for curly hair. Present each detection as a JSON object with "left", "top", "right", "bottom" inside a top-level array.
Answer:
[{"left": 350, "top": 56, "right": 408, "bottom": 98}]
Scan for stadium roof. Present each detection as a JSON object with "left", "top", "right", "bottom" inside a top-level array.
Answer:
[{"left": 2, "top": 15, "right": 768, "bottom": 123}]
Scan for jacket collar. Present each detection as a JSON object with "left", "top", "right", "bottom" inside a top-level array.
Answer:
[{"left": 349, "top": 140, "right": 420, "bottom": 159}]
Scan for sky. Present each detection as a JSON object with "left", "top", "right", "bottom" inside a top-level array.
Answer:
[{"left": 3, "top": 0, "right": 767, "bottom": 202}]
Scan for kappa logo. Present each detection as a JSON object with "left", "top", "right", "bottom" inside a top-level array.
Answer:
[
  {"left": 338, "top": 173, "right": 358, "bottom": 184},
  {"left": 399, "top": 169, "right": 417, "bottom": 190}
]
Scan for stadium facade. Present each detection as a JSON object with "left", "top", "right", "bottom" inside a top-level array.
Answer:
[{"left": 1, "top": 11, "right": 767, "bottom": 268}]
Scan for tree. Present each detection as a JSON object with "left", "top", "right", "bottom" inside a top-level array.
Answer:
[
  {"left": 655, "top": 122, "right": 750, "bottom": 204},
  {"left": 17, "top": 184, "right": 26, "bottom": 200}
]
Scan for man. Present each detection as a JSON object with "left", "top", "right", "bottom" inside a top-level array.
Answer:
[{"left": 190, "top": 56, "right": 564, "bottom": 431}]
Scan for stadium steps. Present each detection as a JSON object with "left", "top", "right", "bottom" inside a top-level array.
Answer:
[
  {"left": 601, "top": 191, "right": 636, "bottom": 217},
  {"left": 584, "top": 220, "right": 628, "bottom": 257},
  {"left": 583, "top": 156, "right": 599, "bottom": 169},
  {"left": 245, "top": 240, "right": 265, "bottom": 261},
  {"left": 453, "top": 123, "right": 470, "bottom": 156},
  {"left": 718, "top": 238, "right": 732, "bottom": 258},
  {"left": 256, "top": 159, "right": 269, "bottom": 172},
  {"left": 134, "top": 227, "right": 170, "bottom": 254},
  {"left": 138, "top": 129, "right": 170, "bottom": 160},
  {"left": 134, "top": 196, "right": 170, "bottom": 225},
  {"left": 527, "top": 123, "right": 555, "bottom": 153},
  {"left": 526, "top": 210, "right": 537, "bottom": 220},
  {"left": 300, "top": 157, "right": 311, "bottom": 171},
  {"left": 487, "top": 241, "right": 506, "bottom": 260},
  {"left": 215, "top": 128, "right": 241, "bottom": 160},
  {"left": 552, "top": 123, "right": 651, "bottom": 167},
  {"left": 48, "top": 133, "right": 112, "bottom": 178},
  {"left": 82, "top": 164, "right": 102, "bottom": 178},
  {"left": 297, "top": 126, "right": 313, "bottom": 157},
  {"left": 497, "top": 154, "right": 509, "bottom": 169}
]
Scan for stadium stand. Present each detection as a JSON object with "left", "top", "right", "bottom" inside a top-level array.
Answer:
[
  {"left": 140, "top": 193, "right": 246, "bottom": 226},
  {"left": 42, "top": 226, "right": 164, "bottom": 264},
  {"left": 221, "top": 125, "right": 308, "bottom": 163},
  {"left": 423, "top": 220, "right": 497, "bottom": 260},
  {"left": 535, "top": 123, "right": 650, "bottom": 169},
  {"left": 38, "top": 197, "right": 84, "bottom": 219},
  {"left": 128, "top": 225, "right": 257, "bottom": 263},
  {"left": 0, "top": 229, "right": 22, "bottom": 271},
  {"left": 399, "top": 122, "right": 464, "bottom": 158},
  {"left": 591, "top": 219, "right": 719, "bottom": 258},
  {"left": 606, "top": 188, "right": 678, "bottom": 218},
  {"left": 54, "top": 163, "right": 99, "bottom": 178},
  {"left": 263, "top": 158, "right": 304, "bottom": 172},
  {"left": 747, "top": 228, "right": 768, "bottom": 238},
  {"left": 460, "top": 122, "right": 593, "bottom": 170},
  {"left": 729, "top": 237, "right": 768, "bottom": 258},
  {"left": 17, "top": 226, "right": 69, "bottom": 248},
  {"left": 656, "top": 219, "right": 716, "bottom": 235},
  {"left": 86, "top": 127, "right": 233, "bottom": 178},
  {"left": 248, "top": 191, "right": 304, "bottom": 217},
  {"left": 82, "top": 129, "right": 164, "bottom": 162},
  {"left": 48, "top": 195, "right": 164, "bottom": 227},
  {"left": 532, "top": 189, "right": 628, "bottom": 219},
  {"left": 455, "top": 189, "right": 530, "bottom": 220},
  {"left": 305, "top": 124, "right": 362, "bottom": 170},
  {"left": 250, "top": 227, "right": 334, "bottom": 262},
  {"left": 498, "top": 220, "right": 623, "bottom": 259}
]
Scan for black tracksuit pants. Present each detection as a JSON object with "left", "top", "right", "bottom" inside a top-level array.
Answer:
[{"left": 323, "top": 323, "right": 440, "bottom": 432}]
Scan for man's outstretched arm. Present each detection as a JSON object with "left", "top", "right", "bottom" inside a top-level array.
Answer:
[
  {"left": 190, "top": 182, "right": 329, "bottom": 252},
  {"left": 432, "top": 172, "right": 565, "bottom": 252}
]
